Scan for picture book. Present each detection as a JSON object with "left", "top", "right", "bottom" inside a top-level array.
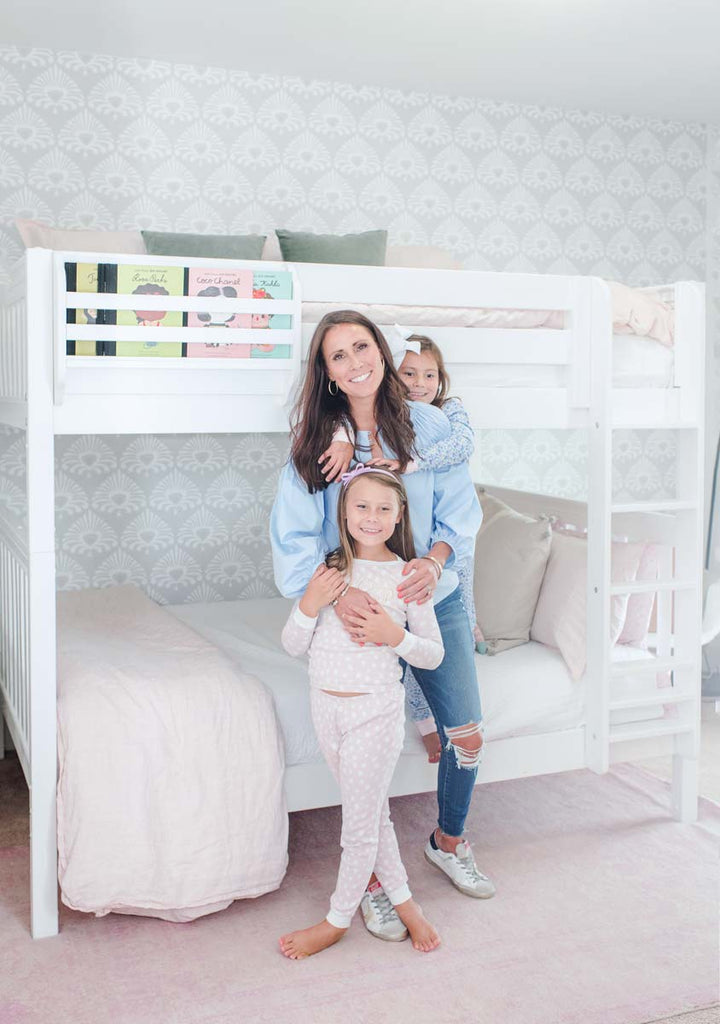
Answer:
[
  {"left": 186, "top": 267, "right": 253, "bottom": 358},
  {"left": 108, "top": 264, "right": 185, "bottom": 358},
  {"left": 65, "top": 262, "right": 101, "bottom": 356},
  {"left": 250, "top": 270, "right": 292, "bottom": 359}
]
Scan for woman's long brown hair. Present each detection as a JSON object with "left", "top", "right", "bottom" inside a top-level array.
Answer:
[
  {"left": 326, "top": 470, "right": 417, "bottom": 574},
  {"left": 289, "top": 310, "right": 416, "bottom": 492}
]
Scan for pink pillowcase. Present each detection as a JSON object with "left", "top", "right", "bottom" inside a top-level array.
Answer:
[
  {"left": 618, "top": 543, "right": 660, "bottom": 647},
  {"left": 530, "top": 532, "right": 644, "bottom": 680}
]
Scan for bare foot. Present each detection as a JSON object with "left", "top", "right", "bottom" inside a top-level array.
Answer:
[
  {"left": 422, "top": 731, "right": 442, "bottom": 764},
  {"left": 279, "top": 919, "right": 347, "bottom": 960},
  {"left": 394, "top": 899, "right": 441, "bottom": 952}
]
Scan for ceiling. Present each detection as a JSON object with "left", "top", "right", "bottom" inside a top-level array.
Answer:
[{"left": 3, "top": 0, "right": 720, "bottom": 126}]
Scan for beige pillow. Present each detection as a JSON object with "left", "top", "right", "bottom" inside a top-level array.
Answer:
[
  {"left": 15, "top": 219, "right": 145, "bottom": 254},
  {"left": 473, "top": 490, "right": 552, "bottom": 655},
  {"left": 385, "top": 244, "right": 463, "bottom": 270}
]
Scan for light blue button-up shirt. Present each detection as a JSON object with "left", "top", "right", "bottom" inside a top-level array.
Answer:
[{"left": 270, "top": 401, "right": 482, "bottom": 601}]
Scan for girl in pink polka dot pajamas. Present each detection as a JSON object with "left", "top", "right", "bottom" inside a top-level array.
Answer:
[{"left": 279, "top": 466, "right": 444, "bottom": 960}]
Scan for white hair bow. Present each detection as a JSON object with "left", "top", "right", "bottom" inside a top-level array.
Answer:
[{"left": 389, "top": 323, "right": 421, "bottom": 369}]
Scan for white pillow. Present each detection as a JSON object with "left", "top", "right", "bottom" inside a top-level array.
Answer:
[
  {"left": 385, "top": 244, "right": 463, "bottom": 270},
  {"left": 261, "top": 232, "right": 283, "bottom": 262},
  {"left": 15, "top": 219, "right": 145, "bottom": 254},
  {"left": 530, "top": 532, "right": 644, "bottom": 680}
]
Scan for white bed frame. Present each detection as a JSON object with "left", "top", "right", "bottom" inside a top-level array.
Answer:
[{"left": 0, "top": 249, "right": 705, "bottom": 938}]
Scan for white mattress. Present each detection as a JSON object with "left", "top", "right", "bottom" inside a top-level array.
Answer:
[{"left": 168, "top": 597, "right": 668, "bottom": 768}]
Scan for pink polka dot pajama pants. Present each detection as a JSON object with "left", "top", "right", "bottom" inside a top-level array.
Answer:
[{"left": 310, "top": 687, "right": 412, "bottom": 929}]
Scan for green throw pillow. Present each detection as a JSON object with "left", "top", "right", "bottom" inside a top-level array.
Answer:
[
  {"left": 275, "top": 229, "right": 387, "bottom": 266},
  {"left": 141, "top": 230, "right": 266, "bottom": 260}
]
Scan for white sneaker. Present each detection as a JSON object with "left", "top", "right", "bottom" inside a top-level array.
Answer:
[
  {"left": 360, "top": 882, "right": 408, "bottom": 942},
  {"left": 424, "top": 837, "right": 496, "bottom": 899}
]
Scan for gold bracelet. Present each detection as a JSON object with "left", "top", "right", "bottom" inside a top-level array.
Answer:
[
  {"left": 331, "top": 583, "right": 350, "bottom": 607},
  {"left": 422, "top": 555, "right": 443, "bottom": 580}
]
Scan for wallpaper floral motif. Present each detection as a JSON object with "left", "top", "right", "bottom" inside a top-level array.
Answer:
[{"left": 0, "top": 45, "right": 712, "bottom": 600}]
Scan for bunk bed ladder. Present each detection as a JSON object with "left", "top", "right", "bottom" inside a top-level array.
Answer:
[
  {"left": 583, "top": 281, "right": 703, "bottom": 823},
  {"left": 609, "top": 283, "right": 704, "bottom": 822}
]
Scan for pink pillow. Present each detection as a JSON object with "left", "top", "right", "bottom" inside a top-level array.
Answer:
[
  {"left": 607, "top": 280, "right": 674, "bottom": 347},
  {"left": 530, "top": 532, "right": 644, "bottom": 680},
  {"left": 618, "top": 543, "right": 660, "bottom": 647}
]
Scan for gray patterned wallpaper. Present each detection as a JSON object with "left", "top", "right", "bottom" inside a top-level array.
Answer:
[
  {"left": 0, "top": 45, "right": 713, "bottom": 600},
  {"left": 0, "top": 424, "right": 678, "bottom": 604}
]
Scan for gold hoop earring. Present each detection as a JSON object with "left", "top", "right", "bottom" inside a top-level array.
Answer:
[{"left": 328, "top": 379, "right": 338, "bottom": 396}]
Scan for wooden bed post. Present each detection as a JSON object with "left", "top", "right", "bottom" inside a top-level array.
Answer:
[{"left": 26, "top": 249, "right": 59, "bottom": 938}]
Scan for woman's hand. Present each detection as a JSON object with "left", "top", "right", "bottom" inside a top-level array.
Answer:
[
  {"left": 318, "top": 441, "right": 354, "bottom": 482},
  {"left": 344, "top": 598, "right": 404, "bottom": 647},
  {"left": 397, "top": 557, "right": 438, "bottom": 606},
  {"left": 299, "top": 565, "right": 347, "bottom": 618}
]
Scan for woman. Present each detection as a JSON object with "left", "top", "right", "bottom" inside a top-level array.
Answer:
[{"left": 271, "top": 310, "right": 495, "bottom": 941}]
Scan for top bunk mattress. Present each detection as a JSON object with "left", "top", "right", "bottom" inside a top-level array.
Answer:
[
  {"left": 300, "top": 281, "right": 675, "bottom": 347},
  {"left": 167, "top": 596, "right": 667, "bottom": 768}
]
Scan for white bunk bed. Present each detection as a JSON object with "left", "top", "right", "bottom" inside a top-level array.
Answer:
[{"left": 0, "top": 248, "right": 705, "bottom": 939}]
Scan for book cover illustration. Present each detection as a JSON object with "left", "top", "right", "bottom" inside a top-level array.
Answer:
[
  {"left": 111, "top": 264, "right": 185, "bottom": 357},
  {"left": 186, "top": 267, "right": 253, "bottom": 358},
  {"left": 250, "top": 270, "right": 292, "bottom": 359},
  {"left": 65, "top": 262, "right": 101, "bottom": 356}
]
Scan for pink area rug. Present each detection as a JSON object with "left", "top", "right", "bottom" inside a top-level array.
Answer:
[{"left": 1, "top": 764, "right": 718, "bottom": 1024}]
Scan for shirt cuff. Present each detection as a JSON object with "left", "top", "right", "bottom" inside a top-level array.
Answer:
[
  {"left": 416, "top": 716, "right": 438, "bottom": 737},
  {"left": 430, "top": 528, "right": 457, "bottom": 568},
  {"left": 392, "top": 630, "right": 417, "bottom": 659},
  {"left": 293, "top": 604, "right": 318, "bottom": 629}
]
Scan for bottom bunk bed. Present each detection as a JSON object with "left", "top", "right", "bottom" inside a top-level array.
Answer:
[
  {"left": 167, "top": 595, "right": 676, "bottom": 814},
  {"left": 49, "top": 478, "right": 702, "bottom": 925},
  {"left": 52, "top": 581, "right": 677, "bottom": 922}
]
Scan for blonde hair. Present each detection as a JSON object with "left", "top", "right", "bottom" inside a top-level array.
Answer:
[
  {"left": 326, "top": 469, "right": 416, "bottom": 574},
  {"left": 406, "top": 334, "right": 451, "bottom": 408}
]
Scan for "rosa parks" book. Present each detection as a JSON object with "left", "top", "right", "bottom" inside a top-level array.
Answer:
[{"left": 103, "top": 264, "right": 185, "bottom": 357}]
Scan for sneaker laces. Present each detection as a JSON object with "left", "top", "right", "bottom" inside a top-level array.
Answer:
[
  {"left": 368, "top": 887, "right": 398, "bottom": 924},
  {"left": 456, "top": 843, "right": 487, "bottom": 883}
]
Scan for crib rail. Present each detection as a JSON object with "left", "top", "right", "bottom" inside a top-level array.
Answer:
[{"left": 0, "top": 258, "right": 29, "bottom": 423}]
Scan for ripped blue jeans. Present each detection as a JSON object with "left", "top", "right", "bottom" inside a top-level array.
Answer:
[{"left": 404, "top": 586, "right": 482, "bottom": 838}]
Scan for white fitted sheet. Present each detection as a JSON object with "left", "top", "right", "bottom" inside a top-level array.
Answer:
[
  {"left": 168, "top": 597, "right": 668, "bottom": 768},
  {"left": 302, "top": 301, "right": 673, "bottom": 387}
]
